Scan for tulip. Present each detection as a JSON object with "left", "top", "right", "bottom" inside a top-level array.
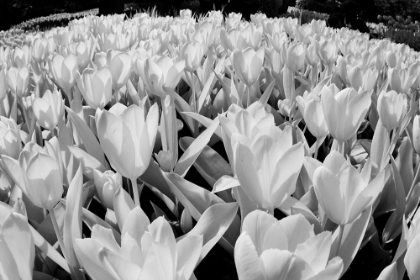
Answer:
[
  {"left": 347, "top": 65, "right": 363, "bottom": 91},
  {"left": 49, "top": 53, "right": 78, "bottom": 99},
  {"left": 296, "top": 92, "right": 329, "bottom": 139},
  {"left": 0, "top": 206, "right": 35, "bottom": 280},
  {"left": 32, "top": 89, "right": 65, "bottom": 132},
  {"left": 180, "top": 9, "right": 192, "bottom": 19},
  {"left": 234, "top": 132, "right": 304, "bottom": 214},
  {"left": 235, "top": 210, "right": 343, "bottom": 280},
  {"left": 31, "top": 38, "right": 49, "bottom": 63},
  {"left": 106, "top": 50, "right": 133, "bottom": 91},
  {"left": 143, "top": 56, "right": 185, "bottom": 97},
  {"left": 321, "top": 87, "right": 371, "bottom": 143},
  {"left": 388, "top": 67, "right": 417, "bottom": 94},
  {"left": 313, "top": 151, "right": 385, "bottom": 225},
  {"left": 74, "top": 208, "right": 203, "bottom": 280},
  {"left": 1, "top": 140, "right": 63, "bottom": 210},
  {"left": 76, "top": 67, "right": 113, "bottom": 109},
  {"left": 92, "top": 169, "right": 121, "bottom": 210},
  {"left": 7, "top": 66, "right": 30, "bottom": 97},
  {"left": 96, "top": 103, "right": 159, "bottom": 206},
  {"left": 377, "top": 90, "right": 408, "bottom": 132},
  {"left": 285, "top": 42, "right": 306, "bottom": 73},
  {"left": 0, "top": 117, "right": 21, "bottom": 159},
  {"left": 317, "top": 40, "right": 338, "bottom": 65},
  {"left": 12, "top": 45, "right": 30, "bottom": 68},
  {"left": 180, "top": 41, "right": 205, "bottom": 72},
  {"left": 232, "top": 47, "right": 264, "bottom": 87}
]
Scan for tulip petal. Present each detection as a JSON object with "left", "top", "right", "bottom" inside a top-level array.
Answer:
[
  {"left": 278, "top": 214, "right": 314, "bottom": 252},
  {"left": 121, "top": 206, "right": 150, "bottom": 246},
  {"left": 139, "top": 242, "right": 174, "bottom": 280},
  {"left": 176, "top": 234, "right": 203, "bottom": 280},
  {"left": 313, "top": 166, "right": 346, "bottom": 225},
  {"left": 0, "top": 212, "right": 34, "bottom": 280},
  {"left": 234, "top": 233, "right": 264, "bottom": 280}
]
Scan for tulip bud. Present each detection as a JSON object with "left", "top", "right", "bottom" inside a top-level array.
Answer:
[
  {"left": 93, "top": 169, "right": 121, "bottom": 210},
  {"left": 377, "top": 90, "right": 408, "bottom": 132},
  {"left": 296, "top": 93, "right": 328, "bottom": 138},
  {"left": 180, "top": 41, "right": 205, "bottom": 73},
  {"left": 0, "top": 116, "right": 21, "bottom": 159},
  {"left": 180, "top": 207, "right": 193, "bottom": 233},
  {"left": 32, "top": 89, "right": 65, "bottom": 131},
  {"left": 76, "top": 67, "right": 113, "bottom": 109}
]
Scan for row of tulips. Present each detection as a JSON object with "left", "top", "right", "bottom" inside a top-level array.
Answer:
[{"left": 1, "top": 8, "right": 420, "bottom": 280}]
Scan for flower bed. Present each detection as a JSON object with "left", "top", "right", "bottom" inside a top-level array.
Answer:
[{"left": 0, "top": 8, "right": 420, "bottom": 280}]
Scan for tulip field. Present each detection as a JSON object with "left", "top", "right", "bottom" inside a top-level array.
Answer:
[{"left": 2, "top": 8, "right": 420, "bottom": 280}]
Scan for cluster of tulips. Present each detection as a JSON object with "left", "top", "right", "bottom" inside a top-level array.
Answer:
[{"left": 2, "top": 8, "right": 420, "bottom": 280}]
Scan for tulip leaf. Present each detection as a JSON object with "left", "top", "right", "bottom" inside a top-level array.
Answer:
[
  {"left": 164, "top": 172, "right": 240, "bottom": 254},
  {"left": 63, "top": 164, "right": 85, "bottom": 277},
  {"left": 68, "top": 146, "right": 107, "bottom": 179},
  {"left": 180, "top": 202, "right": 239, "bottom": 264},
  {"left": 140, "top": 159, "right": 175, "bottom": 202},
  {"left": 113, "top": 185, "right": 135, "bottom": 232},
  {"left": 212, "top": 175, "right": 239, "bottom": 194},
  {"left": 335, "top": 206, "right": 372, "bottom": 275},
  {"left": 377, "top": 262, "right": 398, "bottom": 280},
  {"left": 30, "top": 224, "right": 70, "bottom": 273},
  {"left": 382, "top": 157, "right": 406, "bottom": 243},
  {"left": 259, "top": 80, "right": 275, "bottom": 105},
  {"left": 279, "top": 196, "right": 323, "bottom": 234},
  {"left": 181, "top": 111, "right": 223, "bottom": 139},
  {"left": 370, "top": 120, "right": 390, "bottom": 175},
  {"left": 174, "top": 117, "right": 220, "bottom": 177},
  {"left": 163, "top": 86, "right": 197, "bottom": 136},
  {"left": 180, "top": 137, "right": 234, "bottom": 202},
  {"left": 395, "top": 137, "right": 413, "bottom": 194},
  {"left": 66, "top": 106, "right": 107, "bottom": 167},
  {"left": 197, "top": 55, "right": 225, "bottom": 113}
]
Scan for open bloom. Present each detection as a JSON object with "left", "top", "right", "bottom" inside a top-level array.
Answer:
[
  {"left": 313, "top": 151, "right": 385, "bottom": 225},
  {"left": 1, "top": 140, "right": 63, "bottom": 210},
  {"left": 143, "top": 55, "right": 185, "bottom": 97},
  {"left": 235, "top": 210, "right": 343, "bottom": 280},
  {"left": 74, "top": 207, "right": 203, "bottom": 280},
  {"left": 321, "top": 87, "right": 371, "bottom": 143},
  {"left": 76, "top": 67, "right": 113, "bottom": 109},
  {"left": 95, "top": 103, "right": 159, "bottom": 179},
  {"left": 377, "top": 90, "right": 408, "bottom": 131},
  {"left": 32, "top": 88, "right": 65, "bottom": 131},
  {"left": 234, "top": 133, "right": 304, "bottom": 213},
  {"left": 232, "top": 47, "right": 264, "bottom": 87}
]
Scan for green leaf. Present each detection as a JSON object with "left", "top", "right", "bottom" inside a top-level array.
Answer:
[{"left": 66, "top": 106, "right": 107, "bottom": 167}]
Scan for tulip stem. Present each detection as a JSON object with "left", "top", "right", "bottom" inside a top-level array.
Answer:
[
  {"left": 131, "top": 177, "right": 141, "bottom": 207},
  {"left": 335, "top": 224, "right": 345, "bottom": 257}
]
